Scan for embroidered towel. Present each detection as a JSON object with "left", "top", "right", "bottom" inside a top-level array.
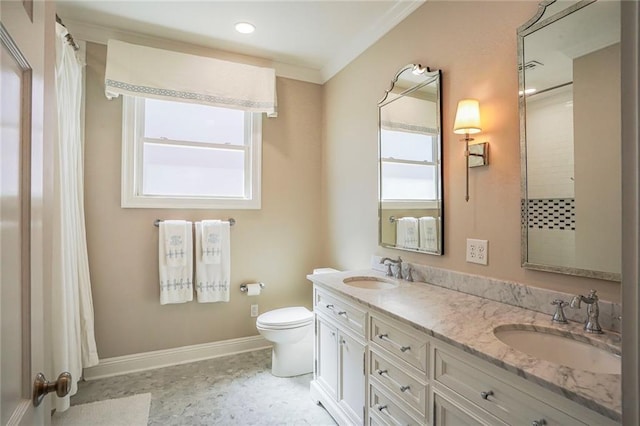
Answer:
[
  {"left": 159, "top": 221, "right": 193, "bottom": 304},
  {"left": 163, "top": 220, "right": 188, "bottom": 267},
  {"left": 396, "top": 217, "right": 419, "bottom": 249},
  {"left": 201, "top": 220, "right": 222, "bottom": 264},
  {"left": 195, "top": 221, "right": 230, "bottom": 303},
  {"left": 419, "top": 216, "right": 438, "bottom": 252}
]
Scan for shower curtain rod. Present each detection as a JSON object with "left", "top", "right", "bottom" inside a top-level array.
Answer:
[{"left": 55, "top": 14, "right": 79, "bottom": 51}]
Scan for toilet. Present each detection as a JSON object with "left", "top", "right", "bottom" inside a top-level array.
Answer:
[
  {"left": 256, "top": 268, "right": 339, "bottom": 377},
  {"left": 256, "top": 306, "right": 314, "bottom": 377}
]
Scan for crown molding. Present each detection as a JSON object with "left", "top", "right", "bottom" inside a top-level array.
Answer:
[
  {"left": 320, "top": 1, "right": 425, "bottom": 82},
  {"left": 64, "top": 1, "right": 424, "bottom": 86},
  {"left": 64, "top": 18, "right": 324, "bottom": 84}
]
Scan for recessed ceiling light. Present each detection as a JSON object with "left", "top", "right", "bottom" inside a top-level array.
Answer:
[{"left": 235, "top": 22, "right": 255, "bottom": 34}]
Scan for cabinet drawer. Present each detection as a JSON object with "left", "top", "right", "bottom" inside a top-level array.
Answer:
[
  {"left": 433, "top": 391, "right": 506, "bottom": 426},
  {"left": 433, "top": 346, "right": 585, "bottom": 426},
  {"left": 370, "top": 314, "right": 428, "bottom": 372},
  {"left": 370, "top": 349, "right": 428, "bottom": 417},
  {"left": 315, "top": 288, "right": 366, "bottom": 338},
  {"left": 369, "top": 383, "right": 424, "bottom": 426}
]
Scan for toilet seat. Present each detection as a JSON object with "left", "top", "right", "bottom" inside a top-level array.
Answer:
[{"left": 257, "top": 307, "right": 313, "bottom": 329}]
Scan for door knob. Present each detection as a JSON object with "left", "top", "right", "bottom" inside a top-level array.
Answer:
[{"left": 32, "top": 372, "right": 72, "bottom": 407}]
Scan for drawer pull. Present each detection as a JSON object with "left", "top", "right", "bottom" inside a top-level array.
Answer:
[
  {"left": 375, "top": 369, "right": 412, "bottom": 395},
  {"left": 377, "top": 334, "right": 411, "bottom": 353},
  {"left": 376, "top": 404, "right": 404, "bottom": 426},
  {"left": 325, "top": 304, "right": 334, "bottom": 310},
  {"left": 480, "top": 390, "right": 494, "bottom": 400},
  {"left": 531, "top": 420, "right": 547, "bottom": 426},
  {"left": 337, "top": 311, "right": 347, "bottom": 316}
]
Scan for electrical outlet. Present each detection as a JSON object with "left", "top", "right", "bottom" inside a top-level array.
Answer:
[
  {"left": 466, "top": 239, "right": 488, "bottom": 265},
  {"left": 251, "top": 304, "right": 259, "bottom": 317}
]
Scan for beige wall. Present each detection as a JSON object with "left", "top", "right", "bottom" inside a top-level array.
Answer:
[
  {"left": 85, "top": 1, "right": 625, "bottom": 359},
  {"left": 323, "top": 1, "right": 621, "bottom": 301},
  {"left": 84, "top": 43, "right": 325, "bottom": 358}
]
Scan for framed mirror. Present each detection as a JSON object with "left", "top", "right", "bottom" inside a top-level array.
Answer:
[
  {"left": 518, "top": 0, "right": 621, "bottom": 281},
  {"left": 378, "top": 64, "right": 443, "bottom": 255}
]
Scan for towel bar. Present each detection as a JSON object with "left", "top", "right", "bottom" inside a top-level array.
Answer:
[
  {"left": 240, "top": 282, "right": 265, "bottom": 292},
  {"left": 154, "top": 218, "right": 236, "bottom": 227}
]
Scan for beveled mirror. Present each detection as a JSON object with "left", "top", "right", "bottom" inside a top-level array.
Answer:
[
  {"left": 519, "top": 0, "right": 621, "bottom": 281},
  {"left": 378, "top": 64, "right": 443, "bottom": 255}
]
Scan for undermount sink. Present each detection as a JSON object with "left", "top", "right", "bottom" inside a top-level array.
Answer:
[
  {"left": 494, "top": 325, "right": 620, "bottom": 375},
  {"left": 342, "top": 276, "right": 398, "bottom": 290}
]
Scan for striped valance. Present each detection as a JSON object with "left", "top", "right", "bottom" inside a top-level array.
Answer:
[{"left": 105, "top": 40, "right": 277, "bottom": 117}]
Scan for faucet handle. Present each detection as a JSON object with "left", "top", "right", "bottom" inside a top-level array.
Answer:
[
  {"left": 384, "top": 263, "right": 393, "bottom": 277},
  {"left": 551, "top": 300, "right": 569, "bottom": 324}
]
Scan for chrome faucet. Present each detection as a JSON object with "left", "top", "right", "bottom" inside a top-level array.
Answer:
[
  {"left": 380, "top": 256, "right": 402, "bottom": 279},
  {"left": 550, "top": 299, "right": 568, "bottom": 324},
  {"left": 570, "top": 290, "right": 603, "bottom": 334}
]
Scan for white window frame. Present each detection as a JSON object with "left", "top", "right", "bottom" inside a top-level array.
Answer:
[{"left": 121, "top": 96, "right": 262, "bottom": 209}]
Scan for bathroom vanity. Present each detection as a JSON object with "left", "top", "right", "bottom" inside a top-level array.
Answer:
[{"left": 308, "top": 270, "right": 621, "bottom": 425}]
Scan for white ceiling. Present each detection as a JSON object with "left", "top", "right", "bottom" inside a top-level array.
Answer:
[{"left": 56, "top": 0, "right": 425, "bottom": 84}]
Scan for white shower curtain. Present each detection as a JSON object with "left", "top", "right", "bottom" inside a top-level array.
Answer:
[{"left": 52, "top": 22, "right": 99, "bottom": 412}]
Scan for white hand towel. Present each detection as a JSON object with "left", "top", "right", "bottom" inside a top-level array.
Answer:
[
  {"left": 159, "top": 221, "right": 193, "bottom": 304},
  {"left": 396, "top": 217, "right": 419, "bottom": 249},
  {"left": 163, "top": 220, "right": 188, "bottom": 267},
  {"left": 419, "top": 216, "right": 438, "bottom": 252},
  {"left": 195, "top": 221, "right": 230, "bottom": 303},
  {"left": 201, "top": 220, "right": 222, "bottom": 264}
]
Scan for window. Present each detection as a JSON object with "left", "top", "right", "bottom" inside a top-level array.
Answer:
[
  {"left": 380, "top": 128, "right": 439, "bottom": 202},
  {"left": 122, "top": 97, "right": 261, "bottom": 209}
]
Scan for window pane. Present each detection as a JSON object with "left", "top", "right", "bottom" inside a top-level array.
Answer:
[
  {"left": 380, "top": 129, "right": 434, "bottom": 162},
  {"left": 143, "top": 143, "right": 245, "bottom": 197},
  {"left": 144, "top": 98, "right": 245, "bottom": 145},
  {"left": 381, "top": 162, "right": 436, "bottom": 200}
]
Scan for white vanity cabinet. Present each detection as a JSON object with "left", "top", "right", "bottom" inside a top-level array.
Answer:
[
  {"left": 309, "top": 282, "right": 619, "bottom": 426},
  {"left": 311, "top": 287, "right": 367, "bottom": 425}
]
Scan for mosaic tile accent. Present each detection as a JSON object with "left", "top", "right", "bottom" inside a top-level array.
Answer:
[{"left": 526, "top": 198, "right": 575, "bottom": 230}]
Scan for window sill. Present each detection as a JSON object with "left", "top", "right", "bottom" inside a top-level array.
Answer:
[{"left": 121, "top": 194, "right": 261, "bottom": 210}]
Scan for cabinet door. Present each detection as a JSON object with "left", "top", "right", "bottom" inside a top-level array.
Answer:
[
  {"left": 338, "top": 330, "right": 366, "bottom": 424},
  {"left": 316, "top": 318, "right": 338, "bottom": 399}
]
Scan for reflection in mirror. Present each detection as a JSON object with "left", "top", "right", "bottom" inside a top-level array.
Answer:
[
  {"left": 379, "top": 64, "right": 443, "bottom": 255},
  {"left": 519, "top": 0, "right": 621, "bottom": 281}
]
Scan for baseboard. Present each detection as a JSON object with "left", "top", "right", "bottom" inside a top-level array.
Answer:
[{"left": 83, "top": 335, "right": 271, "bottom": 380}]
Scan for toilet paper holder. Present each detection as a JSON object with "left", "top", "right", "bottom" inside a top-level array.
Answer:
[{"left": 240, "top": 282, "right": 265, "bottom": 293}]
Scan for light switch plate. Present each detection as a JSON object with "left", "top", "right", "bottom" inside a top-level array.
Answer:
[{"left": 466, "top": 239, "right": 488, "bottom": 265}]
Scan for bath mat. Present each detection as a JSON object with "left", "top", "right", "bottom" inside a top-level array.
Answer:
[{"left": 52, "top": 393, "right": 151, "bottom": 426}]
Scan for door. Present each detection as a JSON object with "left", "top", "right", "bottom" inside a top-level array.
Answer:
[
  {"left": 1, "top": 1, "right": 50, "bottom": 424},
  {"left": 316, "top": 317, "right": 338, "bottom": 399},
  {"left": 338, "top": 330, "right": 365, "bottom": 424}
]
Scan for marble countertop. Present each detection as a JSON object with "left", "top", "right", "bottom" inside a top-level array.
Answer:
[{"left": 307, "top": 269, "right": 621, "bottom": 422}]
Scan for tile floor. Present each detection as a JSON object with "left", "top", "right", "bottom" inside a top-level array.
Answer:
[{"left": 71, "top": 348, "right": 336, "bottom": 425}]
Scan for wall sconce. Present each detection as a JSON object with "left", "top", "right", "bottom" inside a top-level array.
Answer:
[{"left": 453, "top": 99, "right": 489, "bottom": 202}]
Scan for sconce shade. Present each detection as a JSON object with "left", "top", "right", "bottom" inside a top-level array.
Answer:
[{"left": 453, "top": 99, "right": 482, "bottom": 134}]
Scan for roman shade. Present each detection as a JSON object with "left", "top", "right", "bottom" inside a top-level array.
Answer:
[
  {"left": 105, "top": 39, "right": 277, "bottom": 117},
  {"left": 381, "top": 95, "right": 438, "bottom": 135}
]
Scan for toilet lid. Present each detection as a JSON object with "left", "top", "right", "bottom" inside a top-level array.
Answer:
[{"left": 257, "top": 307, "right": 313, "bottom": 328}]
